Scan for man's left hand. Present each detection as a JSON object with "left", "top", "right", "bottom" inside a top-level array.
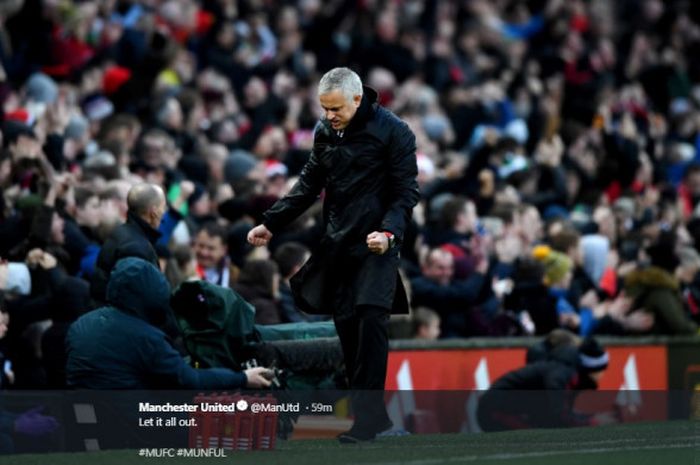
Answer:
[{"left": 366, "top": 231, "right": 389, "bottom": 255}]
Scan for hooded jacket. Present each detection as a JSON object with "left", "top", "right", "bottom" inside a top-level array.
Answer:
[
  {"left": 66, "top": 257, "right": 246, "bottom": 389},
  {"left": 624, "top": 266, "right": 698, "bottom": 335}
]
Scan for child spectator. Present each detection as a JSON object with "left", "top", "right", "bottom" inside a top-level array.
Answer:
[{"left": 411, "top": 307, "right": 441, "bottom": 340}]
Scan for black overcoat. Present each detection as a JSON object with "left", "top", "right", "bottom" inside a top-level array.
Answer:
[{"left": 263, "top": 87, "right": 419, "bottom": 317}]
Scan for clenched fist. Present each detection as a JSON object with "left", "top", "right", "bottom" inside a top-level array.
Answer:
[
  {"left": 366, "top": 231, "right": 389, "bottom": 255},
  {"left": 247, "top": 224, "right": 273, "bottom": 247}
]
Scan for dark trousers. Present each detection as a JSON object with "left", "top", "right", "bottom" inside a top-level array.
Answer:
[{"left": 334, "top": 304, "right": 392, "bottom": 432}]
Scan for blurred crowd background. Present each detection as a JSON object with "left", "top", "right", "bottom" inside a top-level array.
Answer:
[{"left": 0, "top": 0, "right": 700, "bottom": 389}]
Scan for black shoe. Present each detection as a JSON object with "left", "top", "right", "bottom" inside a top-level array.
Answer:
[
  {"left": 337, "top": 429, "right": 376, "bottom": 444},
  {"left": 337, "top": 419, "right": 393, "bottom": 444}
]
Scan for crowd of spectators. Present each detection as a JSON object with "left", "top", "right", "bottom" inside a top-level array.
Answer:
[{"left": 0, "top": 0, "right": 700, "bottom": 389}]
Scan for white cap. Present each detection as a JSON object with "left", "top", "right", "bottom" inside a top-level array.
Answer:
[{"left": 0, "top": 263, "right": 31, "bottom": 296}]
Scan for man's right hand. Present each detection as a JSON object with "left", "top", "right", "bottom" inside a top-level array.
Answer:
[
  {"left": 247, "top": 224, "right": 273, "bottom": 247},
  {"left": 244, "top": 367, "right": 273, "bottom": 388}
]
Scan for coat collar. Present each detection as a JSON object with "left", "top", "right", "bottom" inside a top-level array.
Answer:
[
  {"left": 352, "top": 86, "right": 378, "bottom": 126},
  {"left": 126, "top": 211, "right": 162, "bottom": 244}
]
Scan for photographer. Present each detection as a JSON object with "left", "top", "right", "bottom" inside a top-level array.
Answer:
[{"left": 66, "top": 257, "right": 271, "bottom": 389}]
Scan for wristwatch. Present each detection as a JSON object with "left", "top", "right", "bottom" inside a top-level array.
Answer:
[{"left": 383, "top": 231, "right": 395, "bottom": 249}]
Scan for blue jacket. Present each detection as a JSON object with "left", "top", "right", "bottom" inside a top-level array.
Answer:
[{"left": 66, "top": 257, "right": 247, "bottom": 389}]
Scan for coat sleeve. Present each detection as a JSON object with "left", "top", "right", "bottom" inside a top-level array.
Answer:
[
  {"left": 410, "top": 274, "right": 486, "bottom": 308},
  {"left": 144, "top": 334, "right": 248, "bottom": 389},
  {"left": 380, "top": 119, "right": 420, "bottom": 243},
  {"left": 44, "top": 133, "right": 65, "bottom": 171},
  {"left": 262, "top": 129, "right": 327, "bottom": 234},
  {"left": 649, "top": 291, "right": 698, "bottom": 335}
]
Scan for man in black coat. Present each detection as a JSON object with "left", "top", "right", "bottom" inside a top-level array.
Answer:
[
  {"left": 90, "top": 183, "right": 166, "bottom": 303},
  {"left": 247, "top": 67, "right": 420, "bottom": 442}
]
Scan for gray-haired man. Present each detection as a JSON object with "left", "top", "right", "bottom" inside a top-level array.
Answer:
[{"left": 248, "top": 67, "right": 419, "bottom": 442}]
